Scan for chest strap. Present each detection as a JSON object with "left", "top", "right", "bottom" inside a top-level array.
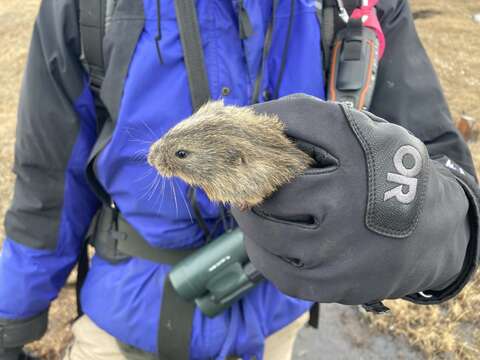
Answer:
[{"left": 87, "top": 205, "right": 195, "bottom": 265}]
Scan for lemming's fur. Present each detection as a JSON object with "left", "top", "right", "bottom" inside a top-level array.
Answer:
[{"left": 147, "top": 101, "right": 313, "bottom": 209}]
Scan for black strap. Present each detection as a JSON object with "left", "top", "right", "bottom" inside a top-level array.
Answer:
[
  {"left": 174, "top": 0, "right": 211, "bottom": 111},
  {"left": 158, "top": 278, "right": 196, "bottom": 360},
  {"left": 238, "top": 0, "right": 254, "bottom": 40},
  {"left": 79, "top": 0, "right": 107, "bottom": 97},
  {"left": 320, "top": 2, "right": 336, "bottom": 70},
  {"left": 91, "top": 205, "right": 195, "bottom": 264},
  {"left": 272, "top": 0, "right": 295, "bottom": 99},
  {"left": 85, "top": 118, "right": 116, "bottom": 204},
  {"left": 188, "top": 187, "right": 212, "bottom": 241},
  {"left": 251, "top": 0, "right": 278, "bottom": 103},
  {"left": 117, "top": 227, "right": 193, "bottom": 265},
  {"left": 75, "top": 240, "right": 90, "bottom": 317},
  {"left": 308, "top": 303, "right": 321, "bottom": 328},
  {"left": 79, "top": 0, "right": 118, "bottom": 133}
]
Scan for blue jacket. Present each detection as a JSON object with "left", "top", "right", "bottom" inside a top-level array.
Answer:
[
  {"left": 1, "top": 0, "right": 477, "bottom": 359},
  {"left": 0, "top": 0, "right": 325, "bottom": 358}
]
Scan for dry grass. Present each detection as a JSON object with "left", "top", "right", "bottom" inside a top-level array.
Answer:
[
  {"left": 368, "top": 276, "right": 480, "bottom": 359},
  {"left": 0, "top": 0, "right": 479, "bottom": 359}
]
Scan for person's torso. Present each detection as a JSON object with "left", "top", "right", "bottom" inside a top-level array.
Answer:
[{"left": 81, "top": 1, "right": 325, "bottom": 358}]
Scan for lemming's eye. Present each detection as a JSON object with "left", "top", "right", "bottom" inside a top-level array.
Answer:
[{"left": 175, "top": 150, "right": 189, "bottom": 159}]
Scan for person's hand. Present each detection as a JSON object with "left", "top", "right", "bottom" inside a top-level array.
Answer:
[{"left": 232, "top": 94, "right": 476, "bottom": 304}]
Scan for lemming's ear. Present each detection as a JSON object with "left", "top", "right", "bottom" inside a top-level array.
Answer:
[{"left": 225, "top": 148, "right": 245, "bottom": 166}]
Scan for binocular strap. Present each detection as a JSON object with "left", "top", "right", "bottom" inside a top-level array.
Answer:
[{"left": 158, "top": 278, "right": 196, "bottom": 360}]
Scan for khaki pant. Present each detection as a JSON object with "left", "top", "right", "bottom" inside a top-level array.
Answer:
[{"left": 63, "top": 314, "right": 308, "bottom": 360}]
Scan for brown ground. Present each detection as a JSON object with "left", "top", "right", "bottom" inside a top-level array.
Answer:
[{"left": 0, "top": 0, "right": 479, "bottom": 359}]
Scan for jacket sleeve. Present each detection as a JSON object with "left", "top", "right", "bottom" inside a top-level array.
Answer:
[
  {"left": 0, "top": 0, "right": 99, "bottom": 347},
  {"left": 373, "top": 0, "right": 475, "bottom": 174},
  {"left": 371, "top": 0, "right": 479, "bottom": 303}
]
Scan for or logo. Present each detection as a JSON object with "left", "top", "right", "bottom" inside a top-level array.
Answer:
[{"left": 384, "top": 145, "right": 422, "bottom": 204}]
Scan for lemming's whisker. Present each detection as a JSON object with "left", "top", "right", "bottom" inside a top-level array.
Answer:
[
  {"left": 140, "top": 173, "right": 160, "bottom": 200},
  {"left": 124, "top": 127, "right": 156, "bottom": 144},
  {"left": 153, "top": 177, "right": 163, "bottom": 202},
  {"left": 132, "top": 148, "right": 150, "bottom": 162},
  {"left": 170, "top": 180, "right": 179, "bottom": 216},
  {"left": 152, "top": 176, "right": 164, "bottom": 214},
  {"left": 141, "top": 119, "right": 158, "bottom": 140},
  {"left": 128, "top": 138, "right": 155, "bottom": 145},
  {"left": 173, "top": 179, "right": 193, "bottom": 223},
  {"left": 133, "top": 167, "right": 155, "bottom": 183},
  {"left": 123, "top": 124, "right": 159, "bottom": 141},
  {"left": 147, "top": 175, "right": 162, "bottom": 201},
  {"left": 159, "top": 176, "right": 167, "bottom": 208}
]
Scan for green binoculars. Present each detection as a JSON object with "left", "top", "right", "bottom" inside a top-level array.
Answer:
[{"left": 169, "top": 229, "right": 263, "bottom": 317}]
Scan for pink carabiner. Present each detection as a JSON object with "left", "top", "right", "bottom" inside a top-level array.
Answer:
[{"left": 350, "top": 0, "right": 386, "bottom": 59}]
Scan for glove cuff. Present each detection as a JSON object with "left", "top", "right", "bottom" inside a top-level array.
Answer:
[
  {"left": 0, "top": 310, "right": 48, "bottom": 349},
  {"left": 405, "top": 156, "right": 479, "bottom": 304}
]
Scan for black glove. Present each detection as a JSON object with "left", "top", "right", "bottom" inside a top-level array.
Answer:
[{"left": 233, "top": 94, "right": 479, "bottom": 305}]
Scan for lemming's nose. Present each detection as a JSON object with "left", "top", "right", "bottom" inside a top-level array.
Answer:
[{"left": 147, "top": 142, "right": 161, "bottom": 167}]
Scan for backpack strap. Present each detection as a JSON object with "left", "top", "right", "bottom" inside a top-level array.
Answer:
[
  {"left": 79, "top": 0, "right": 119, "bottom": 133},
  {"left": 319, "top": 0, "right": 335, "bottom": 70},
  {"left": 79, "top": 0, "right": 107, "bottom": 97},
  {"left": 320, "top": 0, "right": 361, "bottom": 70},
  {"left": 174, "top": 0, "right": 211, "bottom": 110}
]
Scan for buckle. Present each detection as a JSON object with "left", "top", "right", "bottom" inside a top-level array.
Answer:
[
  {"left": 361, "top": 300, "right": 391, "bottom": 314},
  {"left": 90, "top": 205, "right": 131, "bottom": 263}
]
